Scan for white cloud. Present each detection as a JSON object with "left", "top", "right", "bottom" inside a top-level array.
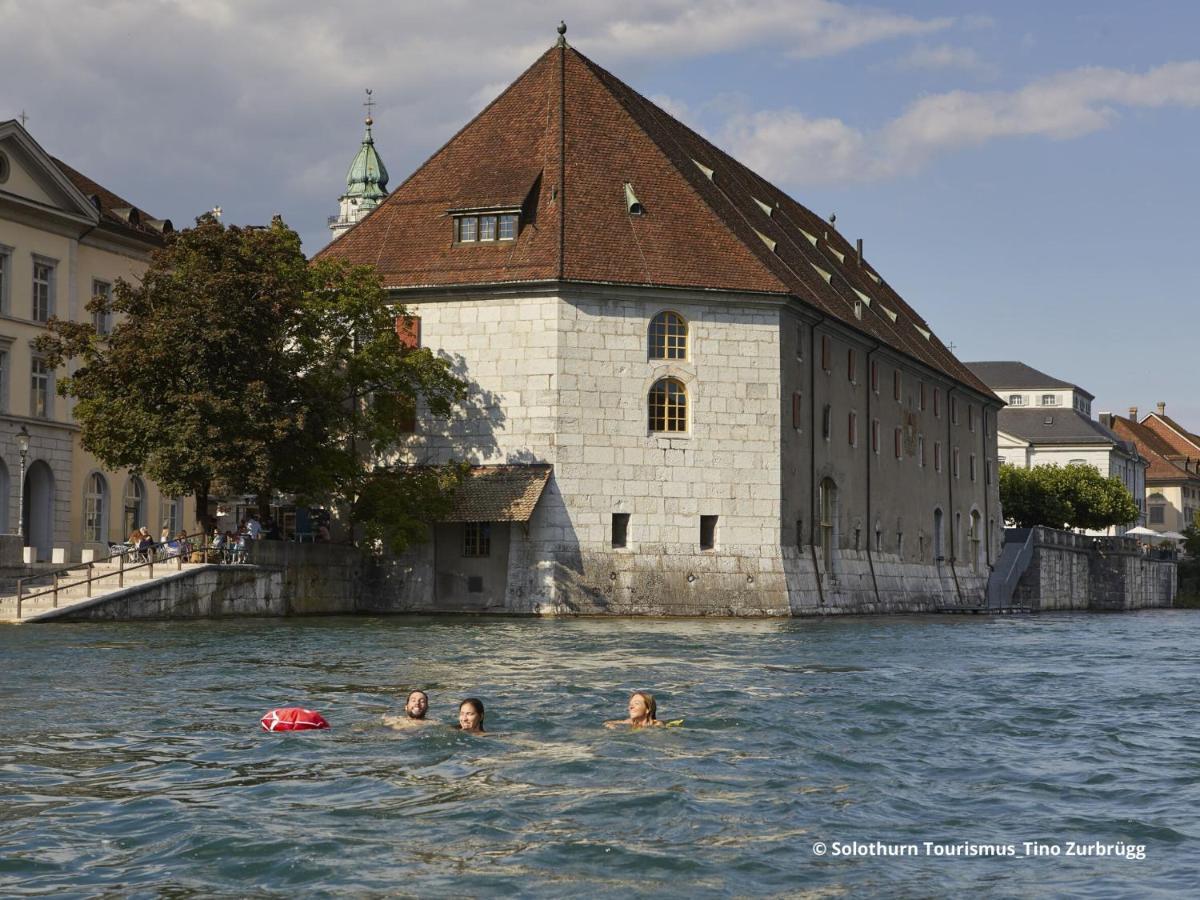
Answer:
[
  {"left": 895, "top": 44, "right": 996, "bottom": 77},
  {"left": 721, "top": 61, "right": 1200, "bottom": 185},
  {"left": 0, "top": 0, "right": 959, "bottom": 252},
  {"left": 588, "top": 0, "right": 951, "bottom": 60}
]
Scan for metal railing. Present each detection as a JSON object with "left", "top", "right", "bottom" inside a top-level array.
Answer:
[{"left": 11, "top": 530, "right": 210, "bottom": 619}]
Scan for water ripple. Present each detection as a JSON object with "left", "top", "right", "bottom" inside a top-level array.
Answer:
[{"left": 2, "top": 612, "right": 1199, "bottom": 895}]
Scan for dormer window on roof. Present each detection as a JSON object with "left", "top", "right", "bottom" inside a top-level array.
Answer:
[{"left": 453, "top": 210, "right": 520, "bottom": 243}]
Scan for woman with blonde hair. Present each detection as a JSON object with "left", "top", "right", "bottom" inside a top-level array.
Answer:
[{"left": 605, "top": 691, "right": 666, "bottom": 729}]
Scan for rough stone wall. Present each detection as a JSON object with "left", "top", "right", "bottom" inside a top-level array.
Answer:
[{"left": 1012, "top": 527, "right": 1176, "bottom": 611}]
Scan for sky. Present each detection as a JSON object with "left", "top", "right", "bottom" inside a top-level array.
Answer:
[{"left": 3, "top": 1, "right": 1197, "bottom": 425}]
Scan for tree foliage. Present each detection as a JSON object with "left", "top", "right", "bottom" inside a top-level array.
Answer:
[
  {"left": 36, "top": 215, "right": 467, "bottom": 548},
  {"left": 999, "top": 463, "right": 1140, "bottom": 531}
]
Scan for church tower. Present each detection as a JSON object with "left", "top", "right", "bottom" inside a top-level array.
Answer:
[{"left": 328, "top": 90, "right": 389, "bottom": 241}]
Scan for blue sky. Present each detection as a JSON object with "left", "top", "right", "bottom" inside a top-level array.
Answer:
[{"left": 3, "top": 1, "right": 1197, "bottom": 424}]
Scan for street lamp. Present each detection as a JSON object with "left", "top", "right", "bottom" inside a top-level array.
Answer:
[{"left": 16, "top": 425, "right": 29, "bottom": 539}]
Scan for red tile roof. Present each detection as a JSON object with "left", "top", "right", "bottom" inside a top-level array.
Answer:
[
  {"left": 445, "top": 464, "right": 552, "bottom": 522},
  {"left": 1110, "top": 416, "right": 1200, "bottom": 485},
  {"left": 50, "top": 156, "right": 167, "bottom": 246},
  {"left": 318, "top": 42, "right": 991, "bottom": 396},
  {"left": 1141, "top": 413, "right": 1200, "bottom": 458}
]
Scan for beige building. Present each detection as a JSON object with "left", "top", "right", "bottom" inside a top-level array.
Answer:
[{"left": 0, "top": 120, "right": 192, "bottom": 561}]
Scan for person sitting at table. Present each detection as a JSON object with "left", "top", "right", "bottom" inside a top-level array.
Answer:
[{"left": 135, "top": 527, "right": 155, "bottom": 563}]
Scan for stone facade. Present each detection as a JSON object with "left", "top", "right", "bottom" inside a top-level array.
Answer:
[
  {"left": 1011, "top": 527, "right": 1176, "bottom": 611},
  {"left": 380, "top": 282, "right": 1001, "bottom": 616}
]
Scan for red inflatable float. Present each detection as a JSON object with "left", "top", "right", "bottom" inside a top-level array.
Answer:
[{"left": 261, "top": 707, "right": 330, "bottom": 732}]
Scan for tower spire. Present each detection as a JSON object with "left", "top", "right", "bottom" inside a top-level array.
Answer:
[{"left": 328, "top": 90, "right": 390, "bottom": 241}]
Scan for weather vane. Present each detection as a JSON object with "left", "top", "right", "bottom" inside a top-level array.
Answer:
[
  {"left": 19, "top": 110, "right": 29, "bottom": 127},
  {"left": 363, "top": 89, "right": 375, "bottom": 123}
]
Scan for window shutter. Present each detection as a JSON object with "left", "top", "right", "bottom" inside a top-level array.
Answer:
[{"left": 395, "top": 315, "right": 421, "bottom": 349}]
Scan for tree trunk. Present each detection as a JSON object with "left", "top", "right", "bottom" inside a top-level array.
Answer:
[{"left": 195, "top": 481, "right": 212, "bottom": 536}]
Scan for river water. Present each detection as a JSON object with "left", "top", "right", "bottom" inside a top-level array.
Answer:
[{"left": 1, "top": 612, "right": 1198, "bottom": 897}]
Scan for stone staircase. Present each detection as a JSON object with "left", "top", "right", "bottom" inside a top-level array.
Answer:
[{"left": 0, "top": 558, "right": 211, "bottom": 623}]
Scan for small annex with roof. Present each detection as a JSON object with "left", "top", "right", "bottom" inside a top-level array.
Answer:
[
  {"left": 319, "top": 28, "right": 1003, "bottom": 616},
  {"left": 1107, "top": 406, "right": 1200, "bottom": 535}
]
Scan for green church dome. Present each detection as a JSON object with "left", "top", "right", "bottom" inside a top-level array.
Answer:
[{"left": 344, "top": 117, "right": 389, "bottom": 203}]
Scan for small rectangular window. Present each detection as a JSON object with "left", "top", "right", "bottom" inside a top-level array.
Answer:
[
  {"left": 795, "top": 324, "right": 804, "bottom": 361},
  {"left": 870, "top": 360, "right": 879, "bottom": 393},
  {"left": 950, "top": 396, "right": 958, "bottom": 424},
  {"left": 1042, "top": 394, "right": 1058, "bottom": 406},
  {"left": 953, "top": 447, "right": 960, "bottom": 478},
  {"left": 612, "top": 513, "right": 629, "bottom": 549},
  {"left": 822, "top": 404, "right": 831, "bottom": 439},
  {"left": 498, "top": 213, "right": 518, "bottom": 240},
  {"left": 934, "top": 441, "right": 942, "bottom": 472},
  {"left": 792, "top": 392, "right": 802, "bottom": 429},
  {"left": 1150, "top": 506, "right": 1165, "bottom": 524},
  {"left": 795, "top": 518, "right": 804, "bottom": 549},
  {"left": 31, "top": 357, "right": 52, "bottom": 418},
  {"left": 918, "top": 434, "right": 925, "bottom": 467},
  {"left": 456, "top": 216, "right": 479, "bottom": 242},
  {"left": 933, "top": 388, "right": 941, "bottom": 418},
  {"left": 700, "top": 515, "right": 718, "bottom": 551},
  {"left": 848, "top": 411, "right": 857, "bottom": 447},
  {"left": 1008, "top": 394, "right": 1024, "bottom": 407},
  {"left": 32, "top": 258, "right": 54, "bottom": 322},
  {"left": 894, "top": 427, "right": 902, "bottom": 458},
  {"left": 969, "top": 454, "right": 977, "bottom": 481},
  {"left": 847, "top": 348, "right": 856, "bottom": 383},
  {"left": 821, "top": 334, "right": 831, "bottom": 372},
  {"left": 893, "top": 369, "right": 901, "bottom": 402},
  {"left": 0, "top": 246, "right": 10, "bottom": 314},
  {"left": 968, "top": 405, "right": 975, "bottom": 432},
  {"left": 479, "top": 215, "right": 497, "bottom": 241},
  {"left": 468, "top": 575, "right": 484, "bottom": 593},
  {"left": 920, "top": 383, "right": 926, "bottom": 411},
  {"left": 871, "top": 419, "right": 879, "bottom": 454},
  {"left": 463, "top": 522, "right": 491, "bottom": 556},
  {"left": 92, "top": 280, "right": 112, "bottom": 335}
]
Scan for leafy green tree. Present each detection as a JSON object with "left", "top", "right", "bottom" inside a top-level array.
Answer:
[
  {"left": 999, "top": 464, "right": 1071, "bottom": 528},
  {"left": 999, "top": 462, "right": 1139, "bottom": 531},
  {"left": 36, "top": 215, "right": 466, "bottom": 548}
]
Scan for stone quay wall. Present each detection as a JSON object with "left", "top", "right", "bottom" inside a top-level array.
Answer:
[{"left": 1012, "top": 527, "right": 1177, "bottom": 611}]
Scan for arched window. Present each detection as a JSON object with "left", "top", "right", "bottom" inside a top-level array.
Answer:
[
  {"left": 85, "top": 473, "right": 107, "bottom": 543},
  {"left": 124, "top": 476, "right": 145, "bottom": 536},
  {"left": 969, "top": 511, "right": 982, "bottom": 572},
  {"left": 648, "top": 378, "right": 687, "bottom": 432},
  {"left": 818, "top": 478, "right": 838, "bottom": 573},
  {"left": 648, "top": 311, "right": 687, "bottom": 360}
]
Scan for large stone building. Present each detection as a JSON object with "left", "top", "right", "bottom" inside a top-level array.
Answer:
[
  {"left": 966, "top": 361, "right": 1147, "bottom": 533},
  {"left": 320, "top": 33, "right": 1002, "bottom": 615},
  {"left": 0, "top": 120, "right": 192, "bottom": 561}
]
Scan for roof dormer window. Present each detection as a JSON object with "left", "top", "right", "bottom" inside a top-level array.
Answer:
[{"left": 453, "top": 210, "right": 519, "bottom": 243}]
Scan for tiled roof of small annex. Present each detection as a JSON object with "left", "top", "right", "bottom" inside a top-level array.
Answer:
[
  {"left": 1108, "top": 416, "right": 1200, "bottom": 484},
  {"left": 318, "top": 38, "right": 992, "bottom": 398},
  {"left": 966, "top": 361, "right": 1090, "bottom": 397},
  {"left": 51, "top": 156, "right": 168, "bottom": 246},
  {"left": 444, "top": 464, "right": 552, "bottom": 523}
]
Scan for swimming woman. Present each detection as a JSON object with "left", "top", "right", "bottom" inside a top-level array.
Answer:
[
  {"left": 456, "top": 698, "right": 486, "bottom": 734},
  {"left": 605, "top": 691, "right": 666, "bottom": 728}
]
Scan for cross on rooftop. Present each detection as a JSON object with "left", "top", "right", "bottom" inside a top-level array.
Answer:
[
  {"left": 363, "top": 89, "right": 375, "bottom": 119},
  {"left": 19, "top": 110, "right": 28, "bottom": 127}
]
